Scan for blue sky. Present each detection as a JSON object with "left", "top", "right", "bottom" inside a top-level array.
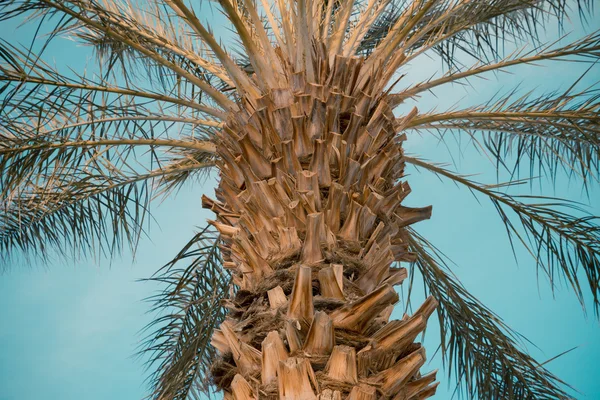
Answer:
[{"left": 1, "top": 3, "right": 599, "bottom": 399}]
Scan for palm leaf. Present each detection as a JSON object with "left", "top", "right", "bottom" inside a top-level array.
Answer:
[
  {"left": 393, "top": 30, "right": 600, "bottom": 104},
  {"left": 0, "top": 0, "right": 235, "bottom": 111},
  {"left": 0, "top": 88, "right": 217, "bottom": 264},
  {"left": 357, "top": 0, "right": 593, "bottom": 68},
  {"left": 0, "top": 37, "right": 220, "bottom": 265},
  {"left": 408, "top": 229, "right": 572, "bottom": 399},
  {"left": 0, "top": 34, "right": 225, "bottom": 118},
  {"left": 0, "top": 159, "right": 216, "bottom": 265},
  {"left": 140, "top": 226, "right": 230, "bottom": 400},
  {"left": 406, "top": 83, "right": 600, "bottom": 185},
  {"left": 406, "top": 156, "right": 600, "bottom": 315}
]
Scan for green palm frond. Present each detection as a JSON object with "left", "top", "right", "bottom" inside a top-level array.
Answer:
[
  {"left": 406, "top": 84, "right": 600, "bottom": 185},
  {"left": 0, "top": 0, "right": 235, "bottom": 111},
  {"left": 0, "top": 36, "right": 219, "bottom": 265},
  {"left": 408, "top": 229, "right": 572, "bottom": 399},
  {"left": 0, "top": 92, "right": 217, "bottom": 264},
  {"left": 357, "top": 0, "right": 593, "bottom": 67},
  {"left": 394, "top": 30, "right": 600, "bottom": 104},
  {"left": 140, "top": 227, "right": 230, "bottom": 400},
  {"left": 153, "top": 148, "right": 218, "bottom": 199},
  {"left": 0, "top": 157, "right": 216, "bottom": 264},
  {"left": 406, "top": 156, "right": 600, "bottom": 315},
  {"left": 1, "top": 169, "right": 150, "bottom": 264},
  {"left": 0, "top": 35, "right": 225, "bottom": 118}
]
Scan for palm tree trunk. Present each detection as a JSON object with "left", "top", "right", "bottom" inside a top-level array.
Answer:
[{"left": 204, "top": 49, "right": 439, "bottom": 399}]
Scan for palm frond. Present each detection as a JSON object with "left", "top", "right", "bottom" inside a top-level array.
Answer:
[
  {"left": 71, "top": 1, "right": 234, "bottom": 87},
  {"left": 0, "top": 119, "right": 216, "bottom": 264},
  {"left": 407, "top": 229, "right": 572, "bottom": 399},
  {"left": 216, "top": 0, "right": 285, "bottom": 89},
  {"left": 164, "top": 0, "right": 261, "bottom": 97},
  {"left": 1, "top": 43, "right": 219, "bottom": 264},
  {"left": 140, "top": 227, "right": 230, "bottom": 400},
  {"left": 0, "top": 80, "right": 218, "bottom": 205},
  {"left": 393, "top": 30, "right": 600, "bottom": 103},
  {"left": 0, "top": 158, "right": 215, "bottom": 265},
  {"left": 0, "top": 0, "right": 236, "bottom": 111},
  {"left": 153, "top": 146, "right": 218, "bottom": 199},
  {"left": 406, "top": 84, "right": 600, "bottom": 185},
  {"left": 0, "top": 39, "right": 225, "bottom": 117},
  {"left": 357, "top": 0, "right": 593, "bottom": 69},
  {"left": 356, "top": 0, "right": 405, "bottom": 56},
  {"left": 406, "top": 156, "right": 600, "bottom": 315}
]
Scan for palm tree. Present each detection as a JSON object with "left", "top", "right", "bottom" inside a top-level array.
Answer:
[{"left": 1, "top": 0, "right": 599, "bottom": 398}]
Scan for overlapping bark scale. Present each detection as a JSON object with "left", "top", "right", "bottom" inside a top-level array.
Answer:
[{"left": 204, "top": 32, "right": 438, "bottom": 398}]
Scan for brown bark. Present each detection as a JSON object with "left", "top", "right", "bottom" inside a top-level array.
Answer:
[{"left": 205, "top": 19, "right": 438, "bottom": 398}]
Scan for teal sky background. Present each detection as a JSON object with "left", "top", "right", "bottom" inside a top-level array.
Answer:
[{"left": 1, "top": 3, "right": 599, "bottom": 399}]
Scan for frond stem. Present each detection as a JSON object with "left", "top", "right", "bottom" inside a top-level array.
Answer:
[
  {"left": 1, "top": 138, "right": 217, "bottom": 154},
  {"left": 396, "top": 39, "right": 600, "bottom": 102},
  {"left": 0, "top": 75, "right": 224, "bottom": 118},
  {"left": 407, "top": 110, "right": 597, "bottom": 127},
  {"left": 404, "top": 156, "right": 594, "bottom": 250},
  {"left": 38, "top": 0, "right": 236, "bottom": 112},
  {"left": 35, "top": 116, "right": 224, "bottom": 137}
]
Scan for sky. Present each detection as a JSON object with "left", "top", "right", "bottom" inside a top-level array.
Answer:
[{"left": 1, "top": 3, "right": 599, "bottom": 399}]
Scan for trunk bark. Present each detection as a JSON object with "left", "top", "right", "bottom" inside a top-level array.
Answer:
[{"left": 205, "top": 49, "right": 439, "bottom": 399}]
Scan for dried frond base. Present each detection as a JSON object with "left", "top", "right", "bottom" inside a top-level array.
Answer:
[{"left": 204, "top": 2, "right": 438, "bottom": 398}]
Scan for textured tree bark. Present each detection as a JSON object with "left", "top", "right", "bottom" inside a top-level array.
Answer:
[{"left": 205, "top": 47, "right": 439, "bottom": 399}]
